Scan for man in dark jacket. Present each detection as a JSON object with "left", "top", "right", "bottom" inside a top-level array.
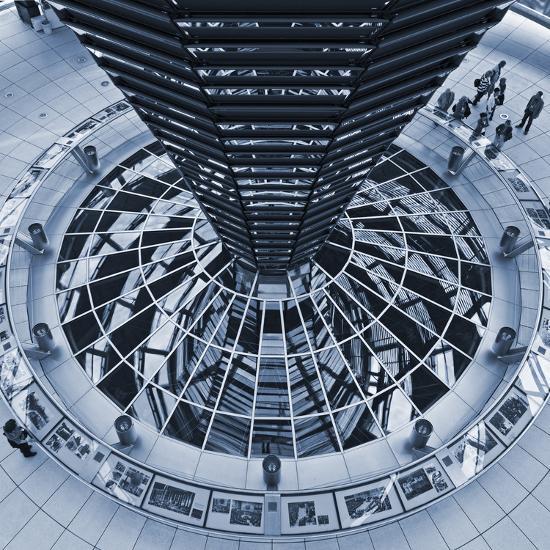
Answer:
[
  {"left": 516, "top": 91, "right": 544, "bottom": 135},
  {"left": 493, "top": 120, "right": 513, "bottom": 150},
  {"left": 3, "top": 419, "right": 36, "bottom": 457}
]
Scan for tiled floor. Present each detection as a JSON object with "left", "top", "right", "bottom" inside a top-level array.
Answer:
[{"left": 1, "top": 6, "right": 550, "bottom": 550}]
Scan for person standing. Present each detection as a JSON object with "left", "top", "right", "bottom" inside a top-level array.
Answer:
[
  {"left": 486, "top": 89, "right": 497, "bottom": 120},
  {"left": 452, "top": 96, "right": 471, "bottom": 121},
  {"left": 472, "top": 70, "right": 493, "bottom": 105},
  {"left": 491, "top": 60, "right": 507, "bottom": 87},
  {"left": 493, "top": 119, "right": 513, "bottom": 150},
  {"left": 436, "top": 88, "right": 455, "bottom": 112},
  {"left": 486, "top": 87, "right": 504, "bottom": 121},
  {"left": 3, "top": 419, "right": 36, "bottom": 457},
  {"left": 470, "top": 112, "right": 489, "bottom": 141},
  {"left": 516, "top": 91, "right": 544, "bottom": 135}
]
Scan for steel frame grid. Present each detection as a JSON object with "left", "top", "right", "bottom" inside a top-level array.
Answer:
[{"left": 50, "top": 0, "right": 513, "bottom": 274}]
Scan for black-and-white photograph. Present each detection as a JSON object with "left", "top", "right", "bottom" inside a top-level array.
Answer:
[
  {"left": 9, "top": 385, "right": 60, "bottom": 439},
  {"left": 102, "top": 460, "right": 151, "bottom": 499},
  {"left": 489, "top": 411, "right": 513, "bottom": 436},
  {"left": 21, "top": 391, "right": 49, "bottom": 431},
  {"left": 45, "top": 421, "right": 93, "bottom": 461},
  {"left": 500, "top": 393, "right": 529, "bottom": 424},
  {"left": 147, "top": 482, "right": 195, "bottom": 516},
  {"left": 398, "top": 468, "right": 433, "bottom": 500},
  {"left": 0, "top": 350, "right": 31, "bottom": 399},
  {"left": 507, "top": 174, "right": 530, "bottom": 193},
  {"left": 288, "top": 501, "right": 317, "bottom": 527},
  {"left": 489, "top": 392, "right": 529, "bottom": 436},
  {"left": 318, "top": 515, "right": 329, "bottom": 525},
  {"left": 119, "top": 466, "right": 151, "bottom": 497},
  {"left": 425, "top": 465, "right": 449, "bottom": 494},
  {"left": 344, "top": 487, "right": 392, "bottom": 519},
  {"left": 229, "top": 499, "right": 263, "bottom": 527},
  {"left": 212, "top": 498, "right": 231, "bottom": 514}
]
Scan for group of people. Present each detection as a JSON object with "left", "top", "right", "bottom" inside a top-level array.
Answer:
[{"left": 436, "top": 58, "right": 545, "bottom": 152}]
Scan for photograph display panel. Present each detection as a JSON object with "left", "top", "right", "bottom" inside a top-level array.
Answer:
[
  {"left": 0, "top": 349, "right": 32, "bottom": 400},
  {"left": 207, "top": 491, "right": 264, "bottom": 534},
  {"left": 515, "top": 351, "right": 550, "bottom": 403},
  {"left": 143, "top": 475, "right": 210, "bottom": 525},
  {"left": 438, "top": 422, "right": 503, "bottom": 486},
  {"left": 336, "top": 478, "right": 402, "bottom": 528},
  {"left": 0, "top": 303, "right": 16, "bottom": 357},
  {"left": 281, "top": 493, "right": 338, "bottom": 534},
  {"left": 487, "top": 387, "right": 533, "bottom": 444},
  {"left": 396, "top": 459, "right": 453, "bottom": 510},
  {"left": 43, "top": 419, "right": 107, "bottom": 479},
  {"left": 93, "top": 455, "right": 152, "bottom": 506},
  {"left": 8, "top": 382, "right": 61, "bottom": 439}
]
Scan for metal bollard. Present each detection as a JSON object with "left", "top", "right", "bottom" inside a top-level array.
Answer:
[
  {"left": 411, "top": 418, "right": 433, "bottom": 449},
  {"left": 28, "top": 223, "right": 48, "bottom": 252},
  {"left": 262, "top": 454, "right": 281, "bottom": 489},
  {"left": 492, "top": 327, "right": 516, "bottom": 356},
  {"left": 448, "top": 146, "right": 465, "bottom": 172},
  {"left": 32, "top": 323, "right": 55, "bottom": 353},
  {"left": 500, "top": 226, "right": 520, "bottom": 255},
  {"left": 114, "top": 415, "right": 137, "bottom": 446},
  {"left": 83, "top": 145, "right": 100, "bottom": 173}
]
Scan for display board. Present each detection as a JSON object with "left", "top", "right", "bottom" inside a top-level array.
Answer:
[
  {"left": 335, "top": 478, "right": 403, "bottom": 528},
  {"left": 93, "top": 455, "right": 153, "bottom": 506},
  {"left": 143, "top": 475, "right": 210, "bottom": 526},
  {"left": 437, "top": 422, "right": 504, "bottom": 487},
  {"left": 207, "top": 491, "right": 264, "bottom": 534},
  {"left": 395, "top": 459, "right": 454, "bottom": 510},
  {"left": 281, "top": 492, "right": 338, "bottom": 534}
]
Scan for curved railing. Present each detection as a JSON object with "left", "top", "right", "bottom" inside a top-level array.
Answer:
[{"left": 0, "top": 101, "right": 549, "bottom": 540}]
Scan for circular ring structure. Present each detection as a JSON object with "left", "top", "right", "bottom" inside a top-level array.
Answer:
[{"left": 0, "top": 101, "right": 548, "bottom": 540}]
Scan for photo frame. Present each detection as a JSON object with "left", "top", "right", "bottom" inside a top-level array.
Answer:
[
  {"left": 438, "top": 422, "right": 504, "bottom": 486},
  {"left": 395, "top": 459, "right": 453, "bottom": 510},
  {"left": 9, "top": 383, "right": 61, "bottom": 439},
  {"left": 487, "top": 387, "right": 533, "bottom": 445},
  {"left": 43, "top": 419, "right": 107, "bottom": 480},
  {"left": 93, "top": 455, "right": 152, "bottom": 506},
  {"left": 281, "top": 493, "right": 338, "bottom": 534},
  {"left": 143, "top": 475, "right": 210, "bottom": 525},
  {"left": 0, "top": 349, "right": 32, "bottom": 400},
  {"left": 335, "top": 477, "right": 402, "bottom": 528},
  {"left": 207, "top": 491, "right": 264, "bottom": 534}
]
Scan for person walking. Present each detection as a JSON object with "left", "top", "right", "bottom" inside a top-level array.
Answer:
[
  {"left": 3, "top": 419, "right": 36, "bottom": 457},
  {"left": 452, "top": 96, "right": 471, "bottom": 121},
  {"left": 516, "top": 91, "right": 544, "bottom": 135},
  {"left": 436, "top": 88, "right": 455, "bottom": 112},
  {"left": 490, "top": 60, "right": 507, "bottom": 87},
  {"left": 472, "top": 70, "right": 494, "bottom": 105},
  {"left": 493, "top": 119, "right": 513, "bottom": 150},
  {"left": 470, "top": 112, "right": 489, "bottom": 141}
]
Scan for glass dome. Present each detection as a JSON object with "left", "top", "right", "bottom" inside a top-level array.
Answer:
[{"left": 55, "top": 142, "right": 491, "bottom": 458}]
